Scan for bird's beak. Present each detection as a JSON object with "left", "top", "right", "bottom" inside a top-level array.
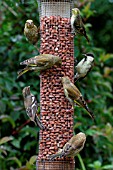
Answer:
[{"left": 27, "top": 86, "right": 30, "bottom": 93}]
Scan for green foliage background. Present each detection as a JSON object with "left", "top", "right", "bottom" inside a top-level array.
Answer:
[{"left": 0, "top": 0, "right": 113, "bottom": 169}]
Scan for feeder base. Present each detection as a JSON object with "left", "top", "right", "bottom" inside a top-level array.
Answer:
[{"left": 36, "top": 159, "right": 75, "bottom": 170}]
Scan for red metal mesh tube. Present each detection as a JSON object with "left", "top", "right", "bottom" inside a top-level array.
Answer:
[{"left": 37, "top": 16, "right": 74, "bottom": 169}]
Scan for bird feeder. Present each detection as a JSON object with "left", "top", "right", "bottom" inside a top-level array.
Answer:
[{"left": 37, "top": 0, "right": 75, "bottom": 169}]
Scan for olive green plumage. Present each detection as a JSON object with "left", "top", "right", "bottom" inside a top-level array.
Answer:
[
  {"left": 17, "top": 54, "right": 62, "bottom": 78},
  {"left": 24, "top": 19, "right": 40, "bottom": 45},
  {"left": 49, "top": 132, "right": 86, "bottom": 160},
  {"left": 62, "top": 76, "right": 94, "bottom": 119},
  {"left": 71, "top": 8, "right": 89, "bottom": 42}
]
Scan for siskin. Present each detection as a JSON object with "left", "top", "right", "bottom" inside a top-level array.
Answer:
[
  {"left": 74, "top": 53, "right": 94, "bottom": 82},
  {"left": 24, "top": 19, "right": 40, "bottom": 45},
  {"left": 62, "top": 76, "right": 94, "bottom": 119},
  {"left": 17, "top": 54, "right": 62, "bottom": 78},
  {"left": 48, "top": 132, "right": 86, "bottom": 160},
  {"left": 71, "top": 8, "right": 89, "bottom": 42},
  {"left": 22, "top": 86, "right": 45, "bottom": 130}
]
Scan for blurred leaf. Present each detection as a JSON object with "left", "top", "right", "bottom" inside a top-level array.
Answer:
[
  {"left": 25, "top": 163, "right": 31, "bottom": 169},
  {"left": 101, "top": 92, "right": 113, "bottom": 99},
  {"left": 96, "top": 81, "right": 112, "bottom": 91},
  {"left": 104, "top": 67, "right": 113, "bottom": 77},
  {"left": 0, "top": 115, "right": 15, "bottom": 128},
  {"left": 20, "top": 126, "right": 39, "bottom": 137},
  {"left": 85, "top": 23, "right": 92, "bottom": 28},
  {"left": 82, "top": 2, "right": 94, "bottom": 18},
  {"left": 88, "top": 160, "right": 102, "bottom": 169},
  {"left": 100, "top": 53, "right": 113, "bottom": 62},
  {"left": 74, "top": 122, "right": 82, "bottom": 130},
  {"left": 105, "top": 123, "right": 112, "bottom": 134},
  {"left": 86, "top": 129, "right": 102, "bottom": 136},
  {"left": 16, "top": 166, "right": 30, "bottom": 170},
  {"left": 94, "top": 161, "right": 102, "bottom": 168},
  {"left": 11, "top": 139, "right": 20, "bottom": 149},
  {"left": 0, "top": 147, "right": 7, "bottom": 156},
  {"left": 24, "top": 140, "right": 37, "bottom": 151},
  {"left": 0, "top": 136, "right": 13, "bottom": 145},
  {"left": 0, "top": 101, "right": 6, "bottom": 113},
  {"left": 29, "top": 155, "right": 37, "bottom": 165},
  {"left": 7, "top": 157, "right": 22, "bottom": 168},
  {"left": 102, "top": 165, "right": 113, "bottom": 169}
]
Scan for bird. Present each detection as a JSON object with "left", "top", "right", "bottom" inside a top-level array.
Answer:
[
  {"left": 74, "top": 53, "right": 94, "bottom": 82},
  {"left": 17, "top": 54, "right": 62, "bottom": 78},
  {"left": 61, "top": 76, "right": 94, "bottom": 119},
  {"left": 71, "top": 8, "right": 89, "bottom": 42},
  {"left": 22, "top": 86, "right": 45, "bottom": 130},
  {"left": 48, "top": 132, "right": 86, "bottom": 160},
  {"left": 24, "top": 19, "right": 40, "bottom": 45}
]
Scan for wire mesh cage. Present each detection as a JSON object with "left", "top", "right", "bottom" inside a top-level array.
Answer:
[
  {"left": 36, "top": 0, "right": 75, "bottom": 169},
  {"left": 38, "top": 0, "right": 74, "bottom": 18},
  {"left": 37, "top": 160, "right": 75, "bottom": 170}
]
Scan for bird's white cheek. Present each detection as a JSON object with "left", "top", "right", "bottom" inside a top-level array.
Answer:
[{"left": 71, "top": 16, "right": 75, "bottom": 28}]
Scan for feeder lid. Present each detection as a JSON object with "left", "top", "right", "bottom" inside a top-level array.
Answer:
[{"left": 38, "top": 0, "right": 74, "bottom": 18}]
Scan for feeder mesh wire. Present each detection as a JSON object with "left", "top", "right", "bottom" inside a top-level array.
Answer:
[{"left": 38, "top": 0, "right": 74, "bottom": 18}]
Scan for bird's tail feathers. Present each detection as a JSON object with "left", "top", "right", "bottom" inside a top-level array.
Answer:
[
  {"left": 35, "top": 115, "right": 45, "bottom": 130},
  {"left": 17, "top": 67, "right": 30, "bottom": 78},
  {"left": 74, "top": 99, "right": 94, "bottom": 120},
  {"left": 85, "top": 105, "right": 95, "bottom": 120},
  {"left": 82, "top": 100, "right": 94, "bottom": 120}
]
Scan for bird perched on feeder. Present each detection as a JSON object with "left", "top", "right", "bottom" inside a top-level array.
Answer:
[
  {"left": 17, "top": 54, "right": 62, "bottom": 78},
  {"left": 48, "top": 132, "right": 86, "bottom": 160},
  {"left": 61, "top": 76, "right": 94, "bottom": 119},
  {"left": 74, "top": 53, "right": 94, "bottom": 82},
  {"left": 24, "top": 19, "right": 40, "bottom": 49},
  {"left": 71, "top": 8, "right": 89, "bottom": 42},
  {"left": 22, "top": 86, "right": 45, "bottom": 130}
]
